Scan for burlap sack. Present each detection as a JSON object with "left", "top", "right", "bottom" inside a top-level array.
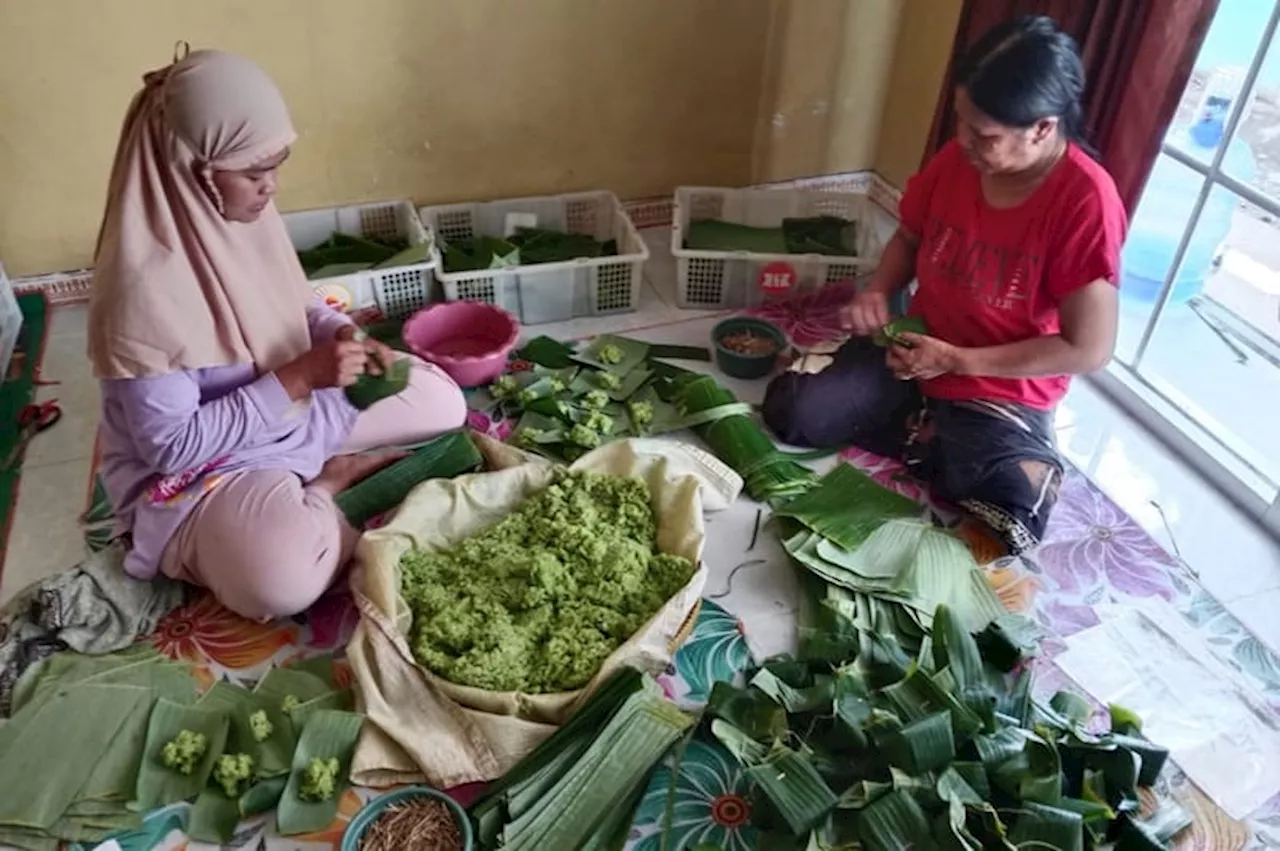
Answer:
[{"left": 347, "top": 436, "right": 742, "bottom": 789}]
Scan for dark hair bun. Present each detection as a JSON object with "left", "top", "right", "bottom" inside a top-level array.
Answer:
[{"left": 958, "top": 15, "right": 1088, "bottom": 143}]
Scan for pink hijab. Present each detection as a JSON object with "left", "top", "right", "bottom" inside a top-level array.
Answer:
[{"left": 87, "top": 49, "right": 312, "bottom": 379}]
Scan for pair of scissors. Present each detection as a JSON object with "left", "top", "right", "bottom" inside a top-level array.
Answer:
[{"left": 3, "top": 400, "right": 62, "bottom": 469}]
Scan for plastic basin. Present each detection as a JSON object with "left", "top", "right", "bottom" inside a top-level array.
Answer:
[
  {"left": 403, "top": 301, "right": 520, "bottom": 388},
  {"left": 712, "top": 317, "right": 788, "bottom": 380},
  {"left": 341, "top": 786, "right": 473, "bottom": 851}
]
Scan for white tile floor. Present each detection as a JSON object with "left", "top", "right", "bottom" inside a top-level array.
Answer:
[{"left": 4, "top": 227, "right": 1280, "bottom": 664}]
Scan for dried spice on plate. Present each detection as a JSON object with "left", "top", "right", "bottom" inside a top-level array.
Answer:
[{"left": 359, "top": 797, "right": 464, "bottom": 851}]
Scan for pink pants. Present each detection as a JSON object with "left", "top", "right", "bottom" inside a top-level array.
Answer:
[{"left": 160, "top": 358, "right": 467, "bottom": 621}]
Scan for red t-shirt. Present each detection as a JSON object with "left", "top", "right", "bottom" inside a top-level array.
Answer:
[{"left": 900, "top": 140, "right": 1127, "bottom": 410}]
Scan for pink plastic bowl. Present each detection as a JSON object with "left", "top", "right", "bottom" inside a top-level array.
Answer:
[{"left": 402, "top": 301, "right": 520, "bottom": 388}]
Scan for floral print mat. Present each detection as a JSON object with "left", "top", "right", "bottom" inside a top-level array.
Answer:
[{"left": 71, "top": 292, "right": 1280, "bottom": 850}]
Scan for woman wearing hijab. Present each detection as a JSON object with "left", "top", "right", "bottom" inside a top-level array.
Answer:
[
  {"left": 89, "top": 50, "right": 467, "bottom": 620},
  {"left": 763, "top": 17, "right": 1127, "bottom": 555}
]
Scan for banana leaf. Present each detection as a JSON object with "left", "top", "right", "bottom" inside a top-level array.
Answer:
[
  {"left": 276, "top": 709, "right": 364, "bottom": 836},
  {"left": 872, "top": 316, "right": 929, "bottom": 348},
  {"left": 515, "top": 335, "right": 576, "bottom": 368},
  {"left": 856, "top": 789, "right": 938, "bottom": 851},
  {"left": 573, "top": 334, "right": 651, "bottom": 377},
  {"left": 132, "top": 699, "right": 230, "bottom": 811},
  {"left": 774, "top": 463, "right": 921, "bottom": 551},
  {"left": 239, "top": 775, "right": 288, "bottom": 818},
  {"left": 188, "top": 786, "right": 241, "bottom": 844},
  {"left": 744, "top": 746, "right": 838, "bottom": 836},
  {"left": 0, "top": 683, "right": 150, "bottom": 831},
  {"left": 1006, "top": 801, "right": 1084, "bottom": 851}
]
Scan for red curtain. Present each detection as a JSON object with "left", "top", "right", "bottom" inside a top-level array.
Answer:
[{"left": 922, "top": 0, "right": 1220, "bottom": 214}]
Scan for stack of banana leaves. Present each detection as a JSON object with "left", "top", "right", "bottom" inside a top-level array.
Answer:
[{"left": 0, "top": 648, "right": 362, "bottom": 849}]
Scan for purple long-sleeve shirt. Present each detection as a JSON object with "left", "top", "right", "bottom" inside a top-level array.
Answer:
[{"left": 99, "top": 302, "right": 357, "bottom": 580}]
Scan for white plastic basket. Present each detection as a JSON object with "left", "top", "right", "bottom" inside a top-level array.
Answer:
[
  {"left": 0, "top": 263, "right": 23, "bottom": 381},
  {"left": 671, "top": 186, "right": 885, "bottom": 309},
  {"left": 283, "top": 200, "right": 433, "bottom": 319},
  {"left": 419, "top": 191, "right": 649, "bottom": 325}
]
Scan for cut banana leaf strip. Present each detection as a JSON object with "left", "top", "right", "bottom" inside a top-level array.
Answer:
[
  {"left": 774, "top": 463, "right": 922, "bottom": 550},
  {"left": 710, "top": 719, "right": 770, "bottom": 766},
  {"left": 472, "top": 669, "right": 645, "bottom": 828},
  {"left": 992, "top": 730, "right": 1061, "bottom": 805},
  {"left": 1050, "top": 690, "right": 1094, "bottom": 728},
  {"left": 974, "top": 727, "right": 1027, "bottom": 768},
  {"left": 284, "top": 654, "right": 337, "bottom": 686},
  {"left": 931, "top": 605, "right": 985, "bottom": 691},
  {"left": 1108, "top": 703, "right": 1144, "bottom": 737},
  {"left": 276, "top": 709, "right": 364, "bottom": 836},
  {"left": 856, "top": 789, "right": 938, "bottom": 851},
  {"left": 872, "top": 316, "right": 929, "bottom": 348},
  {"left": 497, "top": 691, "right": 692, "bottom": 851},
  {"left": 199, "top": 681, "right": 264, "bottom": 756},
  {"left": 975, "top": 614, "right": 1043, "bottom": 673},
  {"left": 744, "top": 747, "right": 837, "bottom": 835},
  {"left": 815, "top": 520, "right": 926, "bottom": 580},
  {"left": 0, "top": 683, "right": 149, "bottom": 831},
  {"left": 239, "top": 775, "right": 288, "bottom": 819},
  {"left": 750, "top": 669, "right": 834, "bottom": 714},
  {"left": 133, "top": 699, "right": 230, "bottom": 811},
  {"left": 1117, "top": 800, "right": 1192, "bottom": 849},
  {"left": 188, "top": 786, "right": 241, "bottom": 844},
  {"left": 0, "top": 826, "right": 58, "bottom": 851},
  {"left": 10, "top": 648, "right": 195, "bottom": 719},
  {"left": 707, "top": 681, "right": 789, "bottom": 742},
  {"left": 1007, "top": 801, "right": 1084, "bottom": 851},
  {"left": 516, "top": 335, "right": 576, "bottom": 368},
  {"left": 879, "top": 711, "right": 956, "bottom": 775},
  {"left": 253, "top": 666, "right": 332, "bottom": 712},
  {"left": 646, "top": 343, "right": 712, "bottom": 362},
  {"left": 837, "top": 779, "right": 892, "bottom": 810},
  {"left": 573, "top": 334, "right": 650, "bottom": 377},
  {"left": 1103, "top": 734, "right": 1168, "bottom": 788},
  {"left": 285, "top": 688, "right": 355, "bottom": 732}
]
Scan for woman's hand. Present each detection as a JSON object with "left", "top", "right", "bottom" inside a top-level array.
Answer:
[
  {"left": 841, "top": 288, "right": 892, "bottom": 337},
  {"left": 887, "top": 332, "right": 964, "bottom": 381},
  {"left": 275, "top": 340, "right": 369, "bottom": 400},
  {"left": 335, "top": 325, "right": 396, "bottom": 375}
]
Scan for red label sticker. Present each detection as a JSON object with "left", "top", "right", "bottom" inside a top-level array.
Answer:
[{"left": 759, "top": 262, "right": 797, "bottom": 296}]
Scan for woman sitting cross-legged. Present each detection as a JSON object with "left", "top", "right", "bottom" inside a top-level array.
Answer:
[
  {"left": 89, "top": 50, "right": 466, "bottom": 620},
  {"left": 763, "top": 16, "right": 1127, "bottom": 554}
]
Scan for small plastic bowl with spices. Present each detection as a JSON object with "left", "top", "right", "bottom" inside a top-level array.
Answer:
[
  {"left": 711, "top": 316, "right": 788, "bottom": 380},
  {"left": 342, "top": 785, "right": 473, "bottom": 851}
]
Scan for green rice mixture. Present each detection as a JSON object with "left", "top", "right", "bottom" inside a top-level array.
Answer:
[{"left": 399, "top": 471, "right": 696, "bottom": 693}]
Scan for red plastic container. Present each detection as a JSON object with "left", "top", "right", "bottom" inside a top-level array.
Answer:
[{"left": 402, "top": 301, "right": 520, "bottom": 388}]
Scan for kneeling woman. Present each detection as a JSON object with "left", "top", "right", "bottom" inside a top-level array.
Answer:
[
  {"left": 764, "top": 16, "right": 1126, "bottom": 554},
  {"left": 89, "top": 50, "right": 467, "bottom": 619}
]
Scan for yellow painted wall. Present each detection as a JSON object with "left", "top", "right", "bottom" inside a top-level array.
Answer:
[
  {"left": 0, "top": 0, "right": 774, "bottom": 276},
  {"left": 874, "top": 0, "right": 963, "bottom": 188},
  {"left": 751, "top": 0, "right": 904, "bottom": 183},
  {"left": 0, "top": 0, "right": 954, "bottom": 277}
]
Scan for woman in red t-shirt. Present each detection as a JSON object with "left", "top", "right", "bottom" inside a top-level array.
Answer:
[{"left": 764, "top": 15, "right": 1127, "bottom": 554}]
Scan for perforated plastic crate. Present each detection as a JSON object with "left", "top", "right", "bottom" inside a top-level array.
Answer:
[
  {"left": 283, "top": 200, "right": 433, "bottom": 319},
  {"left": 672, "top": 186, "right": 885, "bottom": 309},
  {"left": 419, "top": 191, "right": 648, "bottom": 325}
]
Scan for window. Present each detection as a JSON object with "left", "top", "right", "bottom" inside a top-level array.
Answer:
[{"left": 1101, "top": 0, "right": 1280, "bottom": 532}]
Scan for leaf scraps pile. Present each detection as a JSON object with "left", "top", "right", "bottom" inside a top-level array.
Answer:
[{"left": 696, "top": 602, "right": 1187, "bottom": 849}]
